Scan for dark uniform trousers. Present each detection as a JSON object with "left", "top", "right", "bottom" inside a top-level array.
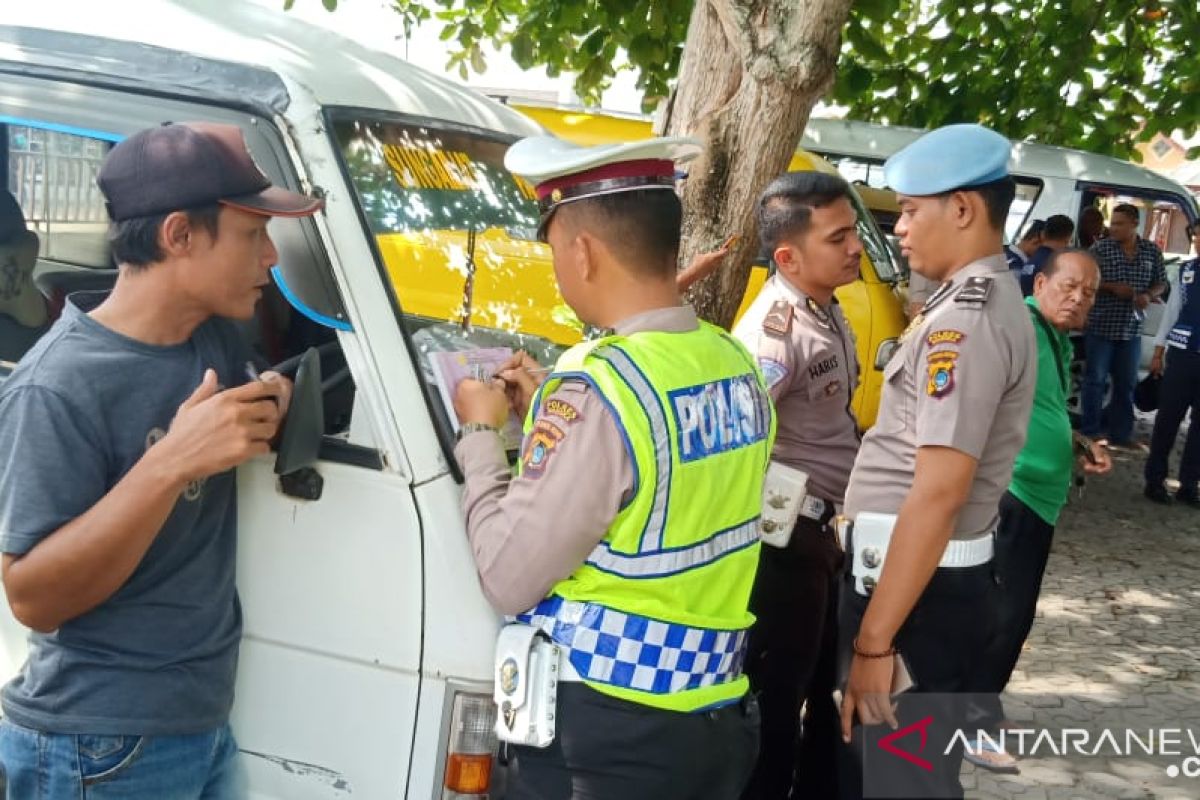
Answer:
[
  {"left": 1145, "top": 349, "right": 1200, "bottom": 492},
  {"left": 837, "top": 556, "right": 999, "bottom": 800},
  {"left": 506, "top": 682, "right": 760, "bottom": 800},
  {"left": 966, "top": 492, "right": 1055, "bottom": 730},
  {"left": 742, "top": 514, "right": 844, "bottom": 800}
]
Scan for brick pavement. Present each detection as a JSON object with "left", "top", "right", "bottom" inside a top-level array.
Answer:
[{"left": 967, "top": 418, "right": 1200, "bottom": 799}]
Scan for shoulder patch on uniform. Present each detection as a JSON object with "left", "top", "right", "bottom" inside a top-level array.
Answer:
[
  {"left": 926, "top": 329, "right": 966, "bottom": 347},
  {"left": 758, "top": 358, "right": 790, "bottom": 390},
  {"left": 763, "top": 300, "right": 793, "bottom": 337},
  {"left": 521, "top": 418, "right": 566, "bottom": 477},
  {"left": 543, "top": 397, "right": 582, "bottom": 424},
  {"left": 955, "top": 276, "right": 993, "bottom": 306},
  {"left": 926, "top": 351, "right": 959, "bottom": 398}
]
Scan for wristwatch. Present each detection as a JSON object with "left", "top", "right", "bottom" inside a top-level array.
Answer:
[{"left": 458, "top": 422, "right": 500, "bottom": 440}]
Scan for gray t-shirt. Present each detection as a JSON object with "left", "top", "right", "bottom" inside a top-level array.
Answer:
[{"left": 0, "top": 292, "right": 249, "bottom": 735}]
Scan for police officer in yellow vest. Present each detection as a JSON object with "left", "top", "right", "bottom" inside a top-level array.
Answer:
[
  {"left": 835, "top": 125, "right": 1036, "bottom": 799},
  {"left": 453, "top": 135, "right": 776, "bottom": 798}
]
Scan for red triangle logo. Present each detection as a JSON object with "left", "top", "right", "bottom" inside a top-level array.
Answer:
[{"left": 877, "top": 715, "right": 935, "bottom": 772}]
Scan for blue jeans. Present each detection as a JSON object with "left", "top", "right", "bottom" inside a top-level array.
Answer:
[
  {"left": 0, "top": 720, "right": 244, "bottom": 799},
  {"left": 1080, "top": 334, "right": 1141, "bottom": 442}
]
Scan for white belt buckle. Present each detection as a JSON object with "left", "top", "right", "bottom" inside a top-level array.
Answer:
[{"left": 849, "top": 512, "right": 896, "bottom": 595}]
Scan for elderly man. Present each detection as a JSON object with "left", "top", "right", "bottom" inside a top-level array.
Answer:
[{"left": 965, "top": 249, "right": 1112, "bottom": 772}]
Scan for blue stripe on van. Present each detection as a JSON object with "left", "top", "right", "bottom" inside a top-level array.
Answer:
[{"left": 0, "top": 115, "right": 124, "bottom": 143}]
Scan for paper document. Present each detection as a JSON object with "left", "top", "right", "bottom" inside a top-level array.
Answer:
[{"left": 428, "top": 347, "right": 523, "bottom": 450}]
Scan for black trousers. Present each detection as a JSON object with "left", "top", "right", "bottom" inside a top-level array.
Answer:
[
  {"left": 1145, "top": 349, "right": 1200, "bottom": 491},
  {"left": 741, "top": 516, "right": 844, "bottom": 800},
  {"left": 506, "top": 682, "right": 760, "bottom": 800},
  {"left": 966, "top": 492, "right": 1055, "bottom": 729},
  {"left": 837, "top": 559, "right": 998, "bottom": 800}
]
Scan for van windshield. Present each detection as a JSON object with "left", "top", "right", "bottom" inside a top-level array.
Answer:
[{"left": 332, "top": 114, "right": 577, "bottom": 370}]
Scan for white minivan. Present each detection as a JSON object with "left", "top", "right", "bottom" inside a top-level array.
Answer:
[
  {"left": 0, "top": 2, "right": 568, "bottom": 797},
  {"left": 802, "top": 118, "right": 1200, "bottom": 405}
]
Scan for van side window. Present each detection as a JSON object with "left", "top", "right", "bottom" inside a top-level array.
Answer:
[
  {"left": 7, "top": 125, "right": 112, "bottom": 267},
  {"left": 1006, "top": 178, "right": 1044, "bottom": 244}
]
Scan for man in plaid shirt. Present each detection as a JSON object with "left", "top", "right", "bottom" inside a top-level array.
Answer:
[{"left": 1081, "top": 203, "right": 1168, "bottom": 446}]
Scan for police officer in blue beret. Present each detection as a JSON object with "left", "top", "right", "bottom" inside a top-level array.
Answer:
[{"left": 834, "top": 124, "right": 1037, "bottom": 798}]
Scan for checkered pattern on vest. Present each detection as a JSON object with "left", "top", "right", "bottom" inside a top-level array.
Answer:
[{"left": 515, "top": 596, "right": 748, "bottom": 694}]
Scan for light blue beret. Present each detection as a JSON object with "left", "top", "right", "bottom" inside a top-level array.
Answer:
[{"left": 883, "top": 124, "right": 1012, "bottom": 196}]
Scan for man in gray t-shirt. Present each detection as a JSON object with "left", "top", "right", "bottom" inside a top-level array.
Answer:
[{"left": 0, "top": 122, "right": 321, "bottom": 798}]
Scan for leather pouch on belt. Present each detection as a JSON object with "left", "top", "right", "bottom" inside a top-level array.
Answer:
[
  {"left": 494, "top": 623, "right": 561, "bottom": 748},
  {"left": 849, "top": 512, "right": 898, "bottom": 595},
  {"left": 761, "top": 461, "right": 809, "bottom": 549}
]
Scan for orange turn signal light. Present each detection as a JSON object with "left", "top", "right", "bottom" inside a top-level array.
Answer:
[{"left": 444, "top": 752, "right": 492, "bottom": 794}]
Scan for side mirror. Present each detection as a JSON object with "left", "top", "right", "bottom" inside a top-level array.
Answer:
[{"left": 274, "top": 347, "right": 324, "bottom": 478}]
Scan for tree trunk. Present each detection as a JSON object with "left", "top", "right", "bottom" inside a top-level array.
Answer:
[{"left": 660, "top": 0, "right": 852, "bottom": 329}]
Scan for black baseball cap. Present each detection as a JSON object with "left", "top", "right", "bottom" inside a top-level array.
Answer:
[{"left": 97, "top": 122, "right": 323, "bottom": 221}]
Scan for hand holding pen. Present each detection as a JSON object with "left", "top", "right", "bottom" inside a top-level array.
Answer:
[{"left": 494, "top": 351, "right": 548, "bottom": 421}]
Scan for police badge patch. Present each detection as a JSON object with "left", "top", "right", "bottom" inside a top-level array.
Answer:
[
  {"left": 521, "top": 419, "right": 566, "bottom": 476},
  {"left": 758, "top": 358, "right": 790, "bottom": 391},
  {"left": 926, "top": 351, "right": 958, "bottom": 398}
]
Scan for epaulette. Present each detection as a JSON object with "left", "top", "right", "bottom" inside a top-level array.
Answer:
[
  {"left": 763, "top": 300, "right": 793, "bottom": 337},
  {"left": 955, "top": 276, "right": 993, "bottom": 306}
]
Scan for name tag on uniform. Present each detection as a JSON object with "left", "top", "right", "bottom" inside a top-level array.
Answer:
[{"left": 670, "top": 374, "right": 769, "bottom": 463}]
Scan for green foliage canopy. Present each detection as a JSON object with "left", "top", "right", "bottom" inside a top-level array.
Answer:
[{"left": 295, "top": 0, "right": 1200, "bottom": 159}]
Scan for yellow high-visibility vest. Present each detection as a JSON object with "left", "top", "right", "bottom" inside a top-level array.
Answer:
[{"left": 516, "top": 320, "right": 775, "bottom": 712}]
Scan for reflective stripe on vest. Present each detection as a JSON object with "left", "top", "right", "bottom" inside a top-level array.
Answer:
[
  {"left": 592, "top": 345, "right": 671, "bottom": 552},
  {"left": 586, "top": 516, "right": 760, "bottom": 578},
  {"left": 515, "top": 596, "right": 747, "bottom": 694}
]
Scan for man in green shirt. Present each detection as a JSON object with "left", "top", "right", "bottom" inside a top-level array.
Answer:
[{"left": 966, "top": 249, "right": 1112, "bottom": 771}]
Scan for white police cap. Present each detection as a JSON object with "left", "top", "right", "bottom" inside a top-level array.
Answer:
[
  {"left": 883, "top": 124, "right": 1012, "bottom": 196},
  {"left": 505, "top": 135, "right": 702, "bottom": 236}
]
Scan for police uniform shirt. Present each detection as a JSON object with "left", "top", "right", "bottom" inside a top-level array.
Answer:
[
  {"left": 732, "top": 273, "right": 861, "bottom": 503},
  {"left": 842, "top": 255, "right": 1037, "bottom": 538},
  {"left": 454, "top": 306, "right": 698, "bottom": 615}
]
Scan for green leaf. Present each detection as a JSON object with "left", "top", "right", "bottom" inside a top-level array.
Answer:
[
  {"left": 470, "top": 44, "right": 487, "bottom": 74},
  {"left": 321, "top": 0, "right": 337, "bottom": 11},
  {"left": 845, "top": 64, "right": 873, "bottom": 94}
]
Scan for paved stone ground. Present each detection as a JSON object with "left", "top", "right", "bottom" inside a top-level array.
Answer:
[{"left": 967, "top": 415, "right": 1200, "bottom": 799}]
